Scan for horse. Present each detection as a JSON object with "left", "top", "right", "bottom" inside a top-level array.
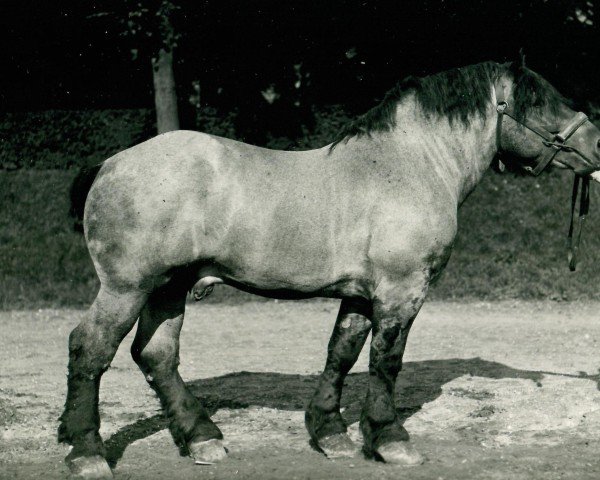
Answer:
[{"left": 59, "top": 59, "right": 600, "bottom": 479}]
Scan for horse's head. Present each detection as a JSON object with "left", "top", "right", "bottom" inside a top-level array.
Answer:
[{"left": 494, "top": 64, "right": 600, "bottom": 181}]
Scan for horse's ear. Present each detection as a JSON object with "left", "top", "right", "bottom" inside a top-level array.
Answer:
[
  {"left": 491, "top": 157, "right": 506, "bottom": 174},
  {"left": 518, "top": 48, "right": 526, "bottom": 69},
  {"left": 509, "top": 48, "right": 527, "bottom": 76}
]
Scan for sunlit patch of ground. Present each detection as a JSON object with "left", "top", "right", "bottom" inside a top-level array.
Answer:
[{"left": 1, "top": 301, "right": 600, "bottom": 479}]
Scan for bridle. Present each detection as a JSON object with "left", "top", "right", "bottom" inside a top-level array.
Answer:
[
  {"left": 494, "top": 83, "right": 595, "bottom": 176},
  {"left": 494, "top": 82, "right": 595, "bottom": 271}
]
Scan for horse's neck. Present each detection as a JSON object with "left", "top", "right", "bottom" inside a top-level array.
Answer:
[{"left": 390, "top": 99, "right": 498, "bottom": 205}]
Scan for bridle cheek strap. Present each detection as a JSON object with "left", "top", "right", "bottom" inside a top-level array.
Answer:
[{"left": 530, "top": 143, "right": 561, "bottom": 176}]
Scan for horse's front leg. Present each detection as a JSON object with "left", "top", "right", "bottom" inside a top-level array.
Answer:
[
  {"left": 306, "top": 297, "right": 372, "bottom": 458},
  {"left": 360, "top": 273, "right": 428, "bottom": 465}
]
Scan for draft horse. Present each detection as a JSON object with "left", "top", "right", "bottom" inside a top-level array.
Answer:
[{"left": 60, "top": 60, "right": 600, "bottom": 478}]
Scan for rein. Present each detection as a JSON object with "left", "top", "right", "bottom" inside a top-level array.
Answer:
[
  {"left": 494, "top": 83, "right": 593, "bottom": 271},
  {"left": 567, "top": 175, "right": 590, "bottom": 271}
]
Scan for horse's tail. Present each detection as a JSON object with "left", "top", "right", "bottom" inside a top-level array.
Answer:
[{"left": 69, "top": 163, "right": 103, "bottom": 233}]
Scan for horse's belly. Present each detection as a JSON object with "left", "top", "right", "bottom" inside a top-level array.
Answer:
[
  {"left": 218, "top": 270, "right": 373, "bottom": 300},
  {"left": 204, "top": 224, "right": 372, "bottom": 299}
]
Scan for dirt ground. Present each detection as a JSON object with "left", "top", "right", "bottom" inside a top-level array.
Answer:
[{"left": 1, "top": 300, "right": 600, "bottom": 479}]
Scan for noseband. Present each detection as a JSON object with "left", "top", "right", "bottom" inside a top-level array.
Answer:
[{"left": 494, "top": 83, "right": 593, "bottom": 271}]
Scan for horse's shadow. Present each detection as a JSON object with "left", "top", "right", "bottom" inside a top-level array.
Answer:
[{"left": 104, "top": 357, "right": 600, "bottom": 467}]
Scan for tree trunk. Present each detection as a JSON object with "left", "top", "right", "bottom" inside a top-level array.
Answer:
[{"left": 152, "top": 48, "right": 179, "bottom": 134}]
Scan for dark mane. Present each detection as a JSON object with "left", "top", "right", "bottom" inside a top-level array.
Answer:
[{"left": 330, "top": 61, "right": 569, "bottom": 149}]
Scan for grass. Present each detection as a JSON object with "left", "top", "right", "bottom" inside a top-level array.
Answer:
[
  {"left": 0, "top": 170, "right": 98, "bottom": 309},
  {"left": 433, "top": 169, "right": 600, "bottom": 301},
  {"left": 1, "top": 168, "right": 599, "bottom": 310}
]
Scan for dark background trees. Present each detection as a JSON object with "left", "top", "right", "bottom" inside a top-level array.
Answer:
[{"left": 1, "top": 0, "right": 598, "bottom": 143}]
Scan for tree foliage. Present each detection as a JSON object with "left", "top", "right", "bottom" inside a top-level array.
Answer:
[
  {"left": 88, "top": 1, "right": 182, "bottom": 132},
  {"left": 1, "top": 0, "right": 598, "bottom": 139},
  {"left": 88, "top": 1, "right": 181, "bottom": 60}
]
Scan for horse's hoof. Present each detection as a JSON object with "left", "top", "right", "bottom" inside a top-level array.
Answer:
[
  {"left": 374, "top": 441, "right": 425, "bottom": 466},
  {"left": 67, "top": 455, "right": 113, "bottom": 479},
  {"left": 188, "top": 438, "right": 227, "bottom": 464},
  {"left": 319, "top": 433, "right": 360, "bottom": 458}
]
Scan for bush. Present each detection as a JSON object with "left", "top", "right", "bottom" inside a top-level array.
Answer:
[
  {"left": 194, "top": 106, "right": 238, "bottom": 140},
  {"left": 0, "top": 106, "right": 352, "bottom": 171},
  {"left": 0, "top": 109, "right": 155, "bottom": 170},
  {"left": 294, "top": 105, "right": 352, "bottom": 150}
]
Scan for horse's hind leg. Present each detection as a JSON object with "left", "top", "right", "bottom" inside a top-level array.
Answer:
[
  {"left": 58, "top": 285, "right": 147, "bottom": 479},
  {"left": 305, "top": 298, "right": 372, "bottom": 458},
  {"left": 131, "top": 280, "right": 226, "bottom": 463}
]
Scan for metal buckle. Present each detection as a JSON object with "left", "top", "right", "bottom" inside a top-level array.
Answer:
[{"left": 496, "top": 101, "right": 508, "bottom": 113}]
